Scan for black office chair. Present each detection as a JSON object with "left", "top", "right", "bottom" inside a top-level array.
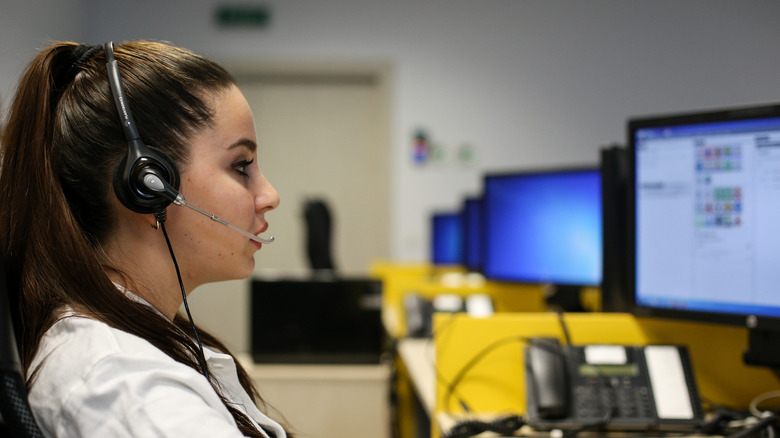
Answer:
[
  {"left": 303, "top": 198, "right": 337, "bottom": 273},
  {"left": 0, "top": 265, "right": 44, "bottom": 437}
]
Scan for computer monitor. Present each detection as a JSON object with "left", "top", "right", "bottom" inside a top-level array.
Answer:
[
  {"left": 462, "top": 196, "right": 483, "bottom": 272},
  {"left": 250, "top": 278, "right": 384, "bottom": 364},
  {"left": 431, "top": 211, "right": 464, "bottom": 266},
  {"left": 628, "top": 102, "right": 780, "bottom": 370},
  {"left": 482, "top": 168, "right": 603, "bottom": 287}
]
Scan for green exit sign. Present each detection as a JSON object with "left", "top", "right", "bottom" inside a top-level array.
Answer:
[{"left": 215, "top": 4, "right": 271, "bottom": 28}]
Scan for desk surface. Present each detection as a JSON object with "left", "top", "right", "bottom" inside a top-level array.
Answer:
[{"left": 397, "top": 338, "right": 437, "bottom": 415}]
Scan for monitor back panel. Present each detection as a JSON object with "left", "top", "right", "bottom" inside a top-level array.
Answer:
[{"left": 250, "top": 278, "right": 384, "bottom": 364}]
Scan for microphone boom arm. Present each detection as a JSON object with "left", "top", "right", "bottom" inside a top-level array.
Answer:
[
  {"left": 142, "top": 173, "right": 275, "bottom": 244},
  {"left": 180, "top": 200, "right": 275, "bottom": 244}
]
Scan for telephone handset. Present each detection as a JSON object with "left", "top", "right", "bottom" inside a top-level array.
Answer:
[{"left": 524, "top": 338, "right": 704, "bottom": 431}]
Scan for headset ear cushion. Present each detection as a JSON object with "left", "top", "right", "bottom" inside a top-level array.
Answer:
[{"left": 113, "top": 144, "right": 180, "bottom": 214}]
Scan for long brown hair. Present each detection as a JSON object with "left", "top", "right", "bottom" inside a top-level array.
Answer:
[{"left": 0, "top": 41, "right": 279, "bottom": 437}]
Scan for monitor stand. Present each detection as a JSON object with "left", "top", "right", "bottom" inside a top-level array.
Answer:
[
  {"left": 743, "top": 326, "right": 780, "bottom": 379},
  {"left": 544, "top": 284, "right": 586, "bottom": 312}
]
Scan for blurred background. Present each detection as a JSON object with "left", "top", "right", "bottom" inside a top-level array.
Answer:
[
  {"left": 4, "top": 0, "right": 780, "bottom": 352},
  {"left": 3, "top": 0, "right": 780, "bottom": 273},
  {"left": 3, "top": 0, "right": 780, "bottom": 354}
]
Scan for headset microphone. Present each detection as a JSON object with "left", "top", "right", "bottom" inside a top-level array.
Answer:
[{"left": 141, "top": 172, "right": 275, "bottom": 244}]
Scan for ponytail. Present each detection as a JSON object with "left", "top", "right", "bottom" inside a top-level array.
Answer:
[{"left": 0, "top": 43, "right": 92, "bottom": 361}]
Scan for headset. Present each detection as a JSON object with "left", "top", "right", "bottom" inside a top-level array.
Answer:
[{"left": 104, "top": 41, "right": 180, "bottom": 215}]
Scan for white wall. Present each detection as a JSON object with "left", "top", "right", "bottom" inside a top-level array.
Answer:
[
  {"left": 0, "top": 0, "right": 87, "bottom": 115},
  {"left": 6, "top": 0, "right": 780, "bottom": 263}
]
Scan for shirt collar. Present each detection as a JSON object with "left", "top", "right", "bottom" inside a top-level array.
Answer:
[{"left": 112, "top": 281, "right": 169, "bottom": 319}]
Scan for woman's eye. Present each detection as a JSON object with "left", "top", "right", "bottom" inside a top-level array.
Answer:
[{"left": 233, "top": 158, "right": 255, "bottom": 177}]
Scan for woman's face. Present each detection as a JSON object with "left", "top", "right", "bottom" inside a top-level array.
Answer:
[{"left": 166, "top": 84, "right": 279, "bottom": 287}]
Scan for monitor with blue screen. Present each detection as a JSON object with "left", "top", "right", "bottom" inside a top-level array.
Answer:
[
  {"left": 431, "top": 211, "right": 464, "bottom": 266},
  {"left": 482, "top": 168, "right": 603, "bottom": 286},
  {"left": 628, "top": 103, "right": 780, "bottom": 369}
]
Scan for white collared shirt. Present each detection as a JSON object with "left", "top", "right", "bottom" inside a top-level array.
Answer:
[{"left": 28, "top": 312, "right": 287, "bottom": 438}]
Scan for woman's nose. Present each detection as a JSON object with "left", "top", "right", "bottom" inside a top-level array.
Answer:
[{"left": 256, "top": 175, "right": 280, "bottom": 213}]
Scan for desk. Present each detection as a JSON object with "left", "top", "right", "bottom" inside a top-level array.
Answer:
[
  {"left": 398, "top": 338, "right": 437, "bottom": 415},
  {"left": 397, "top": 338, "right": 524, "bottom": 437},
  {"left": 394, "top": 313, "right": 779, "bottom": 438},
  {"left": 397, "top": 340, "right": 708, "bottom": 438}
]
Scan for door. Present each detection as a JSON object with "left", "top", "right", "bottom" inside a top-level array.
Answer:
[{"left": 237, "top": 68, "right": 392, "bottom": 276}]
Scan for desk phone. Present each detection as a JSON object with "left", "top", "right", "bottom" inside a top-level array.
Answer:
[{"left": 524, "top": 338, "right": 704, "bottom": 431}]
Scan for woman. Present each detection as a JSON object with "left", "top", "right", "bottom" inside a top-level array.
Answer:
[{"left": 0, "top": 40, "right": 283, "bottom": 437}]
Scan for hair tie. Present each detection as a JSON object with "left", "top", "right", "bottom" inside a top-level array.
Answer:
[
  {"left": 54, "top": 44, "right": 102, "bottom": 90},
  {"left": 52, "top": 44, "right": 104, "bottom": 108},
  {"left": 64, "top": 44, "right": 103, "bottom": 82}
]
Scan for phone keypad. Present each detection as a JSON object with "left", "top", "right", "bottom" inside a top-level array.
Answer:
[{"left": 573, "top": 378, "right": 655, "bottom": 419}]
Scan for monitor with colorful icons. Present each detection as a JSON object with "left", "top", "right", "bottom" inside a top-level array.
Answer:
[{"left": 629, "top": 103, "right": 780, "bottom": 334}]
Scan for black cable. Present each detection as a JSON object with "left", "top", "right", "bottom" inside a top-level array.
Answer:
[
  {"left": 698, "top": 407, "right": 746, "bottom": 435},
  {"left": 159, "top": 220, "right": 210, "bottom": 381},
  {"left": 428, "top": 313, "right": 472, "bottom": 412},
  {"left": 441, "top": 312, "right": 575, "bottom": 415},
  {"left": 554, "top": 310, "right": 572, "bottom": 346},
  {"left": 442, "top": 335, "right": 528, "bottom": 414},
  {"left": 727, "top": 414, "right": 778, "bottom": 438},
  {"left": 488, "top": 414, "right": 525, "bottom": 435},
  {"left": 441, "top": 418, "right": 489, "bottom": 438},
  {"left": 441, "top": 415, "right": 525, "bottom": 438},
  {"left": 441, "top": 414, "right": 525, "bottom": 438}
]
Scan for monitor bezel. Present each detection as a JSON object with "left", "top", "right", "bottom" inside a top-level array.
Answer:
[
  {"left": 627, "top": 102, "right": 780, "bottom": 331},
  {"left": 462, "top": 195, "right": 484, "bottom": 272},
  {"left": 480, "top": 165, "right": 603, "bottom": 286}
]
